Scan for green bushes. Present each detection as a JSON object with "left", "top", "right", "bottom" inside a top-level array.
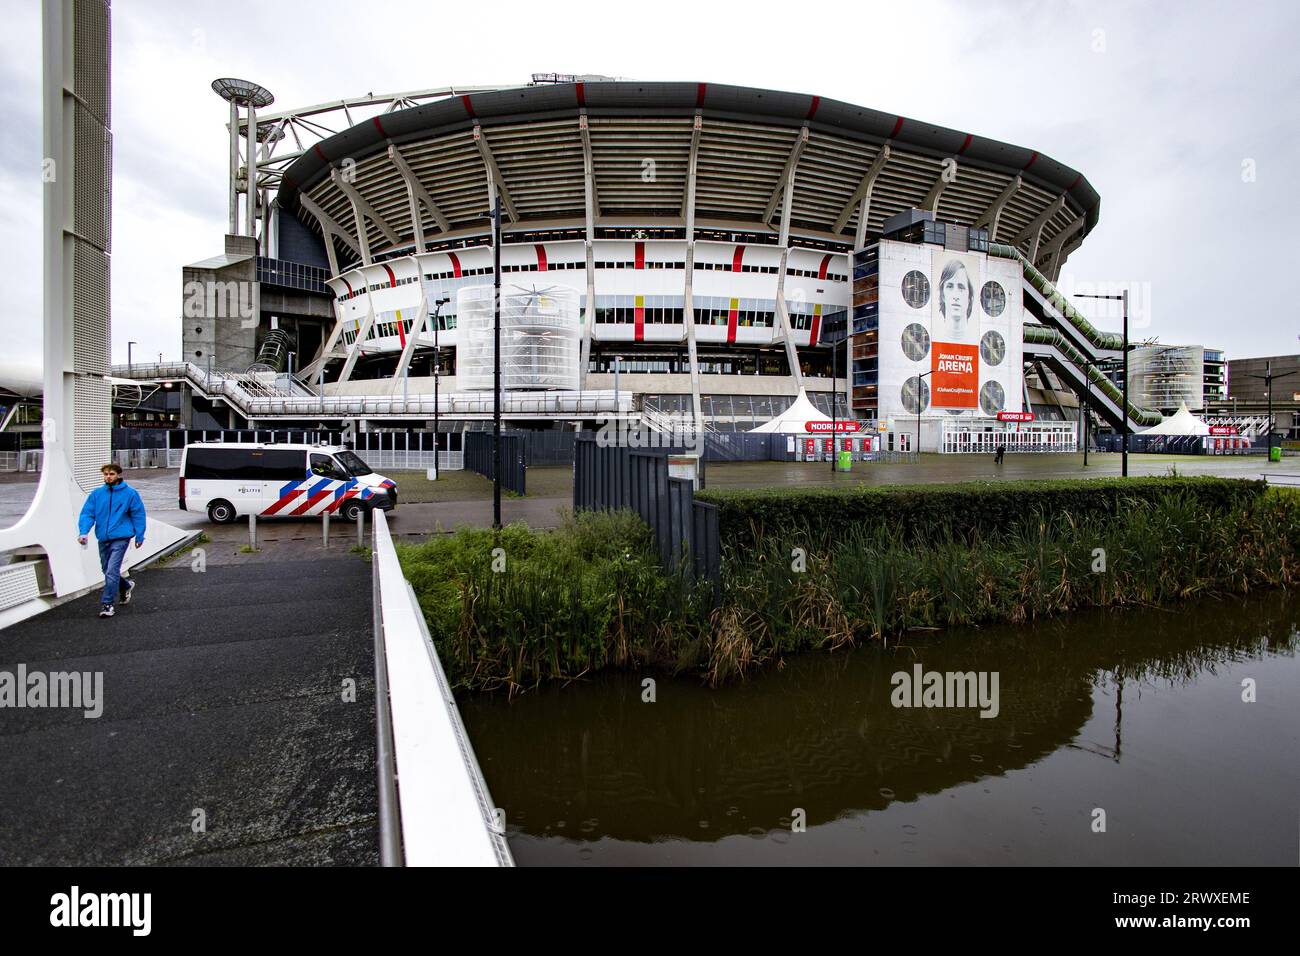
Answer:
[
  {"left": 711, "top": 489, "right": 1300, "bottom": 672},
  {"left": 402, "top": 482, "right": 1298, "bottom": 693},
  {"left": 397, "top": 510, "right": 712, "bottom": 694},
  {"left": 697, "top": 476, "right": 1267, "bottom": 550}
]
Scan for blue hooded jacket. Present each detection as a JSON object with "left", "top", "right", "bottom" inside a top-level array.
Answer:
[{"left": 78, "top": 478, "right": 147, "bottom": 543}]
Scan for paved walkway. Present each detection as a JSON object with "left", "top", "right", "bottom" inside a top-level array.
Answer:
[{"left": 0, "top": 554, "right": 378, "bottom": 865}]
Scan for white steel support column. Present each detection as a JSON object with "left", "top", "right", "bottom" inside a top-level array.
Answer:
[
  {"left": 681, "top": 111, "right": 704, "bottom": 432},
  {"left": 245, "top": 101, "right": 258, "bottom": 239},
  {"left": 1039, "top": 216, "right": 1084, "bottom": 279},
  {"left": 835, "top": 144, "right": 889, "bottom": 250},
  {"left": 921, "top": 160, "right": 953, "bottom": 212},
  {"left": 1013, "top": 195, "right": 1066, "bottom": 263},
  {"left": 300, "top": 194, "right": 361, "bottom": 272},
  {"left": 337, "top": 296, "right": 377, "bottom": 385},
  {"left": 473, "top": 122, "right": 517, "bottom": 222},
  {"left": 579, "top": 111, "right": 596, "bottom": 388},
  {"left": 389, "top": 144, "right": 449, "bottom": 248},
  {"left": 228, "top": 97, "right": 240, "bottom": 234},
  {"left": 392, "top": 292, "right": 430, "bottom": 387},
  {"left": 975, "top": 174, "right": 1021, "bottom": 241},
  {"left": 773, "top": 126, "right": 809, "bottom": 391}
]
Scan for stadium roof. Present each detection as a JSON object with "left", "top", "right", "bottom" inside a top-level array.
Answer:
[{"left": 270, "top": 80, "right": 1099, "bottom": 275}]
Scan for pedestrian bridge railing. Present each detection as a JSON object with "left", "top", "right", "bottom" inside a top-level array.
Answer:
[{"left": 370, "top": 509, "right": 513, "bottom": 867}]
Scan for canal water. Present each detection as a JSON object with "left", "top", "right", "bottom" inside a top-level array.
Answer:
[{"left": 459, "top": 591, "right": 1300, "bottom": 866}]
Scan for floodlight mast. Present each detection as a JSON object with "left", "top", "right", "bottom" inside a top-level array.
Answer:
[{"left": 212, "top": 78, "right": 274, "bottom": 238}]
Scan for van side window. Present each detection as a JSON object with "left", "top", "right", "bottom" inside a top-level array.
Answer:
[
  {"left": 184, "top": 448, "right": 262, "bottom": 480},
  {"left": 263, "top": 449, "right": 307, "bottom": 481},
  {"left": 310, "top": 454, "right": 346, "bottom": 480}
]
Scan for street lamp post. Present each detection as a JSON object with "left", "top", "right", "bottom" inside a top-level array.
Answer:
[
  {"left": 487, "top": 196, "right": 503, "bottom": 530},
  {"left": 915, "top": 369, "right": 933, "bottom": 457},
  {"left": 1073, "top": 290, "right": 1130, "bottom": 477},
  {"left": 430, "top": 296, "right": 450, "bottom": 479},
  {"left": 830, "top": 337, "right": 838, "bottom": 473},
  {"left": 1245, "top": 360, "right": 1299, "bottom": 461}
]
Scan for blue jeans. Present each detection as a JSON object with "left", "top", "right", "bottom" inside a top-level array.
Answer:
[{"left": 98, "top": 538, "right": 131, "bottom": 606}]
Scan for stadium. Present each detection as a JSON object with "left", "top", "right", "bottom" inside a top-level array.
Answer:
[{"left": 132, "top": 75, "right": 1170, "bottom": 454}]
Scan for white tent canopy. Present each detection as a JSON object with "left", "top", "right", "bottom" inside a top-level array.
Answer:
[
  {"left": 748, "top": 389, "right": 832, "bottom": 433},
  {"left": 1138, "top": 403, "right": 1210, "bottom": 436}
]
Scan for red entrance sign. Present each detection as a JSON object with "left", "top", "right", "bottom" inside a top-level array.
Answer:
[
  {"left": 1210, "top": 425, "right": 1238, "bottom": 436},
  {"left": 997, "top": 411, "right": 1036, "bottom": 423},
  {"left": 806, "top": 420, "right": 861, "bottom": 433},
  {"left": 932, "top": 343, "right": 979, "bottom": 408}
]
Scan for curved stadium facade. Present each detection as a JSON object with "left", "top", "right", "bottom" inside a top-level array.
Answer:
[{"left": 176, "top": 78, "right": 1147, "bottom": 443}]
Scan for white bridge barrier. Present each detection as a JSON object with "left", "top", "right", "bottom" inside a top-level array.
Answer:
[{"left": 370, "top": 509, "right": 513, "bottom": 867}]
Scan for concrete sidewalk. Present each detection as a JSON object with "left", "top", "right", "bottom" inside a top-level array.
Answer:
[{"left": 0, "top": 555, "right": 378, "bottom": 865}]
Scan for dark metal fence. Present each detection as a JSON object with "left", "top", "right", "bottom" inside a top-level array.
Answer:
[
  {"left": 465, "top": 431, "right": 526, "bottom": 494},
  {"left": 574, "top": 437, "right": 719, "bottom": 586}
]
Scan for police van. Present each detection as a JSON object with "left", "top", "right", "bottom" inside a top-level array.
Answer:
[{"left": 179, "top": 443, "right": 397, "bottom": 523}]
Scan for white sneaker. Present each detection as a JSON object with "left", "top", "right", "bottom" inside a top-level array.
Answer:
[
  {"left": 120, "top": 578, "right": 135, "bottom": 605},
  {"left": 99, "top": 604, "right": 115, "bottom": 618}
]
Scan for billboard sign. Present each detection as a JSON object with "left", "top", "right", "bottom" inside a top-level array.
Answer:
[
  {"left": 930, "top": 252, "right": 981, "bottom": 409},
  {"left": 997, "top": 411, "right": 1035, "bottom": 423},
  {"left": 806, "top": 420, "right": 862, "bottom": 433}
]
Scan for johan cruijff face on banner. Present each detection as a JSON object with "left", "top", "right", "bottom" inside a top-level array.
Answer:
[{"left": 935, "top": 259, "right": 975, "bottom": 344}]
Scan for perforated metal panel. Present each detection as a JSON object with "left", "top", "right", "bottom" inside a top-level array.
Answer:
[
  {"left": 0, "top": 563, "right": 42, "bottom": 611},
  {"left": 73, "top": 375, "right": 111, "bottom": 490},
  {"left": 72, "top": 242, "right": 108, "bottom": 374},
  {"left": 68, "top": 0, "right": 113, "bottom": 492}
]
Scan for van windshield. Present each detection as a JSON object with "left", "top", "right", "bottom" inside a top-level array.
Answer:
[{"left": 335, "top": 450, "right": 373, "bottom": 477}]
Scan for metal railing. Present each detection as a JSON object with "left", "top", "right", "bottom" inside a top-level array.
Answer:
[
  {"left": 370, "top": 509, "right": 513, "bottom": 867},
  {"left": 110, "top": 362, "right": 632, "bottom": 420}
]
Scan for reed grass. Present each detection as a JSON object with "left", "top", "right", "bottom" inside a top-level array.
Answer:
[{"left": 401, "top": 487, "right": 1300, "bottom": 693}]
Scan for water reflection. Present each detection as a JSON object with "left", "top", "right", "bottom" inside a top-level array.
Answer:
[{"left": 459, "top": 592, "right": 1299, "bottom": 863}]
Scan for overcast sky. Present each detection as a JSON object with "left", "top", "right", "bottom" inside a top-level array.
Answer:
[{"left": 1, "top": 0, "right": 1297, "bottom": 367}]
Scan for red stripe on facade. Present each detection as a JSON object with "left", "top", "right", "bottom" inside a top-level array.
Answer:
[
  {"left": 535, "top": 244, "right": 548, "bottom": 271},
  {"left": 696, "top": 83, "right": 707, "bottom": 107},
  {"left": 817, "top": 254, "right": 832, "bottom": 280},
  {"left": 461, "top": 94, "right": 476, "bottom": 118},
  {"left": 1022, "top": 151, "right": 1039, "bottom": 171},
  {"left": 372, "top": 116, "right": 388, "bottom": 138},
  {"left": 382, "top": 264, "right": 397, "bottom": 287},
  {"left": 806, "top": 96, "right": 821, "bottom": 120},
  {"left": 889, "top": 117, "right": 905, "bottom": 138},
  {"left": 731, "top": 245, "right": 745, "bottom": 272},
  {"left": 341, "top": 278, "right": 353, "bottom": 295},
  {"left": 634, "top": 302, "right": 645, "bottom": 342},
  {"left": 261, "top": 490, "right": 302, "bottom": 516},
  {"left": 809, "top": 313, "right": 821, "bottom": 347},
  {"left": 575, "top": 82, "right": 585, "bottom": 106},
  {"left": 958, "top": 133, "right": 973, "bottom": 154},
  {"left": 313, "top": 143, "right": 328, "bottom": 162},
  {"left": 726, "top": 305, "right": 738, "bottom": 344},
  {"left": 396, "top": 310, "right": 406, "bottom": 349},
  {"left": 290, "top": 491, "right": 332, "bottom": 516},
  {"left": 447, "top": 251, "right": 462, "bottom": 278},
  {"left": 1068, "top": 173, "right": 1083, "bottom": 191},
  {"left": 635, "top": 242, "right": 645, "bottom": 270}
]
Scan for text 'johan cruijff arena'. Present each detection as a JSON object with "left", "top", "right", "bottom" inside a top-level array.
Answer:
[{"left": 169, "top": 75, "right": 1159, "bottom": 445}]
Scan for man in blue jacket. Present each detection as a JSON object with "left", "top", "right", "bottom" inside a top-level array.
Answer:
[{"left": 77, "top": 463, "right": 147, "bottom": 618}]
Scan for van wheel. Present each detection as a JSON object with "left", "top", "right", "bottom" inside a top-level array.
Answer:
[
  {"left": 341, "top": 500, "right": 364, "bottom": 522},
  {"left": 207, "top": 499, "right": 237, "bottom": 523}
]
